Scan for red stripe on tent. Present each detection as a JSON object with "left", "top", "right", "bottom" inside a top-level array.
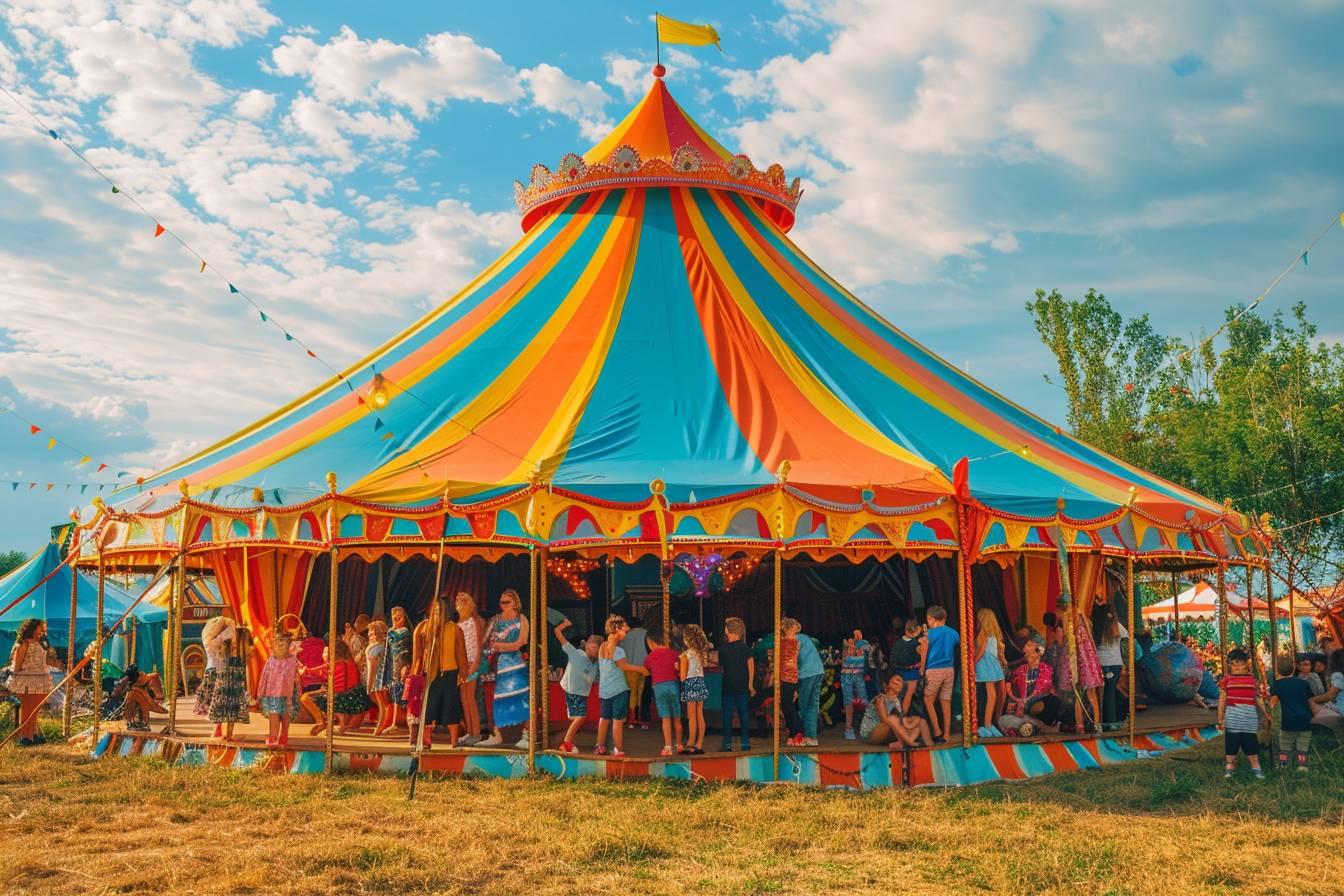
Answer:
[
  {"left": 987, "top": 744, "right": 1028, "bottom": 780},
  {"left": 817, "top": 752, "right": 862, "bottom": 788},
  {"left": 690, "top": 756, "right": 738, "bottom": 782}
]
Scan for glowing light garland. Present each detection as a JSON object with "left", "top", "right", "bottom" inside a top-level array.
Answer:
[
  {"left": 673, "top": 552, "right": 761, "bottom": 596},
  {"left": 546, "top": 555, "right": 600, "bottom": 599}
]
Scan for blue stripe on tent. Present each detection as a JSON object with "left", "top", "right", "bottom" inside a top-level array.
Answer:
[
  {"left": 1096, "top": 738, "right": 1137, "bottom": 764},
  {"left": 464, "top": 754, "right": 526, "bottom": 779},
  {"left": 742, "top": 755, "right": 775, "bottom": 783},
  {"left": 1063, "top": 741, "right": 1099, "bottom": 769},
  {"left": 1012, "top": 743, "right": 1056, "bottom": 777},
  {"left": 931, "top": 746, "right": 1001, "bottom": 785},
  {"left": 859, "top": 751, "right": 894, "bottom": 789},
  {"left": 1147, "top": 732, "right": 1182, "bottom": 750},
  {"left": 291, "top": 751, "right": 327, "bottom": 774}
]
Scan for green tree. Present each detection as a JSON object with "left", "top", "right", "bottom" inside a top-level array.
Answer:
[
  {"left": 0, "top": 549, "right": 27, "bottom": 577},
  {"left": 1029, "top": 293, "right": 1344, "bottom": 597}
]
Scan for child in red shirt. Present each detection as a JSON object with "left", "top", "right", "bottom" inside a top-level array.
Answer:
[
  {"left": 644, "top": 632, "right": 682, "bottom": 755},
  {"left": 780, "top": 618, "right": 804, "bottom": 746},
  {"left": 1218, "top": 648, "right": 1267, "bottom": 779}
]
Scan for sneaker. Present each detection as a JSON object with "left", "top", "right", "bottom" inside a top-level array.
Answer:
[
  {"left": 477, "top": 733, "right": 503, "bottom": 747},
  {"left": 612, "top": 749, "right": 626, "bottom": 757},
  {"left": 558, "top": 741, "right": 578, "bottom": 754},
  {"left": 843, "top": 729, "right": 856, "bottom": 740},
  {"left": 594, "top": 745, "right": 608, "bottom": 756},
  {"left": 1253, "top": 769, "right": 1265, "bottom": 780},
  {"left": 802, "top": 737, "right": 818, "bottom": 747},
  {"left": 788, "top": 733, "right": 805, "bottom": 747},
  {"left": 458, "top": 734, "right": 480, "bottom": 747},
  {"left": 660, "top": 745, "right": 674, "bottom": 756}
]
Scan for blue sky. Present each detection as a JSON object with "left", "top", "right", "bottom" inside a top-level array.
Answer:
[{"left": 0, "top": 1, "right": 1342, "bottom": 550}]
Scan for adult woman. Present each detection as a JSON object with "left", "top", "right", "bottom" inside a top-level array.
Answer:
[
  {"left": 411, "top": 593, "right": 468, "bottom": 749},
  {"left": 479, "top": 588, "right": 529, "bottom": 748},
  {"left": 7, "top": 619, "right": 51, "bottom": 745},
  {"left": 454, "top": 592, "right": 487, "bottom": 745},
  {"left": 859, "top": 673, "right": 932, "bottom": 749},
  {"left": 1094, "top": 607, "right": 1129, "bottom": 731},
  {"left": 1007, "top": 640, "right": 1061, "bottom": 730}
]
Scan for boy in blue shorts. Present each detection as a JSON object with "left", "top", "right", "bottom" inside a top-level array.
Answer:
[
  {"left": 840, "top": 629, "right": 869, "bottom": 739},
  {"left": 553, "top": 618, "right": 601, "bottom": 754}
]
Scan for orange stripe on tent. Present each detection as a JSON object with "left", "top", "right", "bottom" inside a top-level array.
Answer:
[
  {"left": 817, "top": 752, "right": 862, "bottom": 788},
  {"left": 670, "top": 188, "right": 943, "bottom": 490},
  {"left": 1039, "top": 741, "right": 1079, "bottom": 771}
]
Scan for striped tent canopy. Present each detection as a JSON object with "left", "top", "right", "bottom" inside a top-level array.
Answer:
[{"left": 96, "top": 71, "right": 1263, "bottom": 563}]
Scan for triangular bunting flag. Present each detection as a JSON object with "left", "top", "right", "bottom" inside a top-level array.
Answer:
[
  {"left": 96, "top": 463, "right": 107, "bottom": 472},
  {"left": 373, "top": 417, "right": 384, "bottom": 431},
  {"left": 10, "top": 482, "right": 16, "bottom": 491},
  {"left": 1302, "top": 251, "right": 1308, "bottom": 267},
  {"left": 259, "top": 311, "right": 267, "bottom": 322},
  {"left": 111, "top": 186, "right": 119, "bottom": 194},
  {"left": 199, "top": 260, "right": 206, "bottom": 273},
  {"left": 229, "top": 284, "right": 239, "bottom": 294},
  {"left": 117, "top": 472, "right": 129, "bottom": 478},
  {"left": 46, "top": 437, "right": 56, "bottom": 449},
  {"left": 65, "top": 484, "right": 71, "bottom": 490},
  {"left": 154, "top": 223, "right": 165, "bottom": 237},
  {"left": 98, "top": 484, "right": 105, "bottom": 491},
  {"left": 284, "top": 332, "right": 293, "bottom": 341},
  {"left": 47, "top": 129, "right": 58, "bottom": 139},
  {"left": 80, "top": 484, "right": 88, "bottom": 493},
  {"left": 78, "top": 456, "right": 91, "bottom": 466},
  {"left": 28, "top": 483, "right": 36, "bottom": 490},
  {"left": 29, "top": 425, "right": 40, "bottom": 435},
  {"left": 45, "top": 483, "right": 53, "bottom": 491}
]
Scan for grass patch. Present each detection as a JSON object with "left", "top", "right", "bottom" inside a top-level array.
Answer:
[{"left": 1, "top": 735, "right": 1343, "bottom": 894}]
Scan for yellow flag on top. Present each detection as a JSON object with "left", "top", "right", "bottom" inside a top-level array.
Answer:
[{"left": 656, "top": 14, "right": 721, "bottom": 50}]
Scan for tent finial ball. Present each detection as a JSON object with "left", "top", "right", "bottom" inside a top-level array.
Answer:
[{"left": 652, "top": 63, "right": 666, "bottom": 78}]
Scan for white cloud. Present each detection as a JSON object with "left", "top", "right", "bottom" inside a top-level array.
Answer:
[
  {"left": 989, "top": 231, "right": 1019, "bottom": 253},
  {"left": 270, "top": 26, "right": 523, "bottom": 117},
  {"left": 234, "top": 88, "right": 275, "bottom": 120},
  {"left": 520, "top": 63, "right": 611, "bottom": 142},
  {"left": 605, "top": 55, "right": 646, "bottom": 102}
]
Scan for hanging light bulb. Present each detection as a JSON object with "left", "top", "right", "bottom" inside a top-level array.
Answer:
[{"left": 368, "top": 373, "right": 389, "bottom": 409}]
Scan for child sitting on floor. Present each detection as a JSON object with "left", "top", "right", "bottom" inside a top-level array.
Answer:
[{"left": 554, "top": 618, "right": 601, "bottom": 754}]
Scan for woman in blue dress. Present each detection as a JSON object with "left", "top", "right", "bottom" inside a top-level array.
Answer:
[{"left": 480, "top": 588, "right": 530, "bottom": 748}]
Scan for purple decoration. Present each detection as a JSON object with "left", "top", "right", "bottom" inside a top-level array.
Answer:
[{"left": 675, "top": 552, "right": 723, "bottom": 597}]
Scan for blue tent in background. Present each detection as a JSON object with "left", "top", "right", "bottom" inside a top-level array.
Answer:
[{"left": 0, "top": 542, "right": 167, "bottom": 674}]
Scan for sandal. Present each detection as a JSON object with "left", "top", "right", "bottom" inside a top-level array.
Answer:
[{"left": 660, "top": 745, "right": 674, "bottom": 756}]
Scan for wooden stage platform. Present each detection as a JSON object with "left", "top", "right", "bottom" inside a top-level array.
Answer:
[{"left": 91, "top": 699, "right": 1219, "bottom": 789}]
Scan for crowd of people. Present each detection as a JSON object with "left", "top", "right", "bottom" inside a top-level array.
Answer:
[{"left": 7, "top": 589, "right": 1343, "bottom": 768}]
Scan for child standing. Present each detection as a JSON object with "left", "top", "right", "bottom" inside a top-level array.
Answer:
[
  {"left": 1218, "top": 647, "right": 1266, "bottom": 779},
  {"left": 973, "top": 608, "right": 1006, "bottom": 734},
  {"left": 889, "top": 620, "right": 925, "bottom": 714},
  {"left": 779, "top": 618, "right": 804, "bottom": 746},
  {"left": 365, "top": 620, "right": 393, "bottom": 735},
  {"left": 1270, "top": 654, "right": 1314, "bottom": 772},
  {"left": 209, "top": 624, "right": 249, "bottom": 741},
  {"left": 718, "top": 618, "right": 754, "bottom": 752},
  {"left": 595, "top": 615, "right": 645, "bottom": 757},
  {"left": 922, "top": 606, "right": 960, "bottom": 744},
  {"left": 679, "top": 624, "right": 711, "bottom": 754},
  {"left": 644, "top": 631, "right": 683, "bottom": 756},
  {"left": 256, "top": 632, "right": 300, "bottom": 748},
  {"left": 554, "top": 618, "right": 601, "bottom": 754},
  {"left": 840, "top": 629, "right": 869, "bottom": 740}
]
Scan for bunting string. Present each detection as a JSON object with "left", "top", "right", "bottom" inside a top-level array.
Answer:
[
  {"left": 1, "top": 406, "right": 133, "bottom": 482},
  {"left": 0, "top": 81, "right": 542, "bottom": 484}
]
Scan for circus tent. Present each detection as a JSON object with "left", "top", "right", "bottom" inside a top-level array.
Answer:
[
  {"left": 1140, "top": 580, "right": 1274, "bottom": 622},
  {"left": 71, "top": 72, "right": 1271, "bottom": 744}
]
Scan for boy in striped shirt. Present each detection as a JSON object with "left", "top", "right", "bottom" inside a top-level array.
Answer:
[{"left": 1218, "top": 648, "right": 1266, "bottom": 780}]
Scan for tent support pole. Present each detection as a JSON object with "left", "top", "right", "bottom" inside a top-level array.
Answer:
[
  {"left": 91, "top": 549, "right": 105, "bottom": 744},
  {"left": 771, "top": 548, "right": 782, "bottom": 781},
  {"left": 1125, "top": 556, "right": 1136, "bottom": 748},
  {"left": 1216, "top": 563, "right": 1229, "bottom": 674},
  {"left": 325, "top": 545, "right": 338, "bottom": 773},
  {"left": 1171, "top": 570, "right": 1180, "bottom": 642},
  {"left": 166, "top": 498, "right": 189, "bottom": 734},
  {"left": 1286, "top": 558, "right": 1298, "bottom": 659},
  {"left": 527, "top": 546, "right": 538, "bottom": 774},
  {"left": 62, "top": 525, "right": 80, "bottom": 738},
  {"left": 1265, "top": 559, "right": 1278, "bottom": 681},
  {"left": 540, "top": 547, "right": 549, "bottom": 752},
  {"left": 241, "top": 545, "right": 250, "bottom": 694},
  {"left": 956, "top": 541, "right": 976, "bottom": 749}
]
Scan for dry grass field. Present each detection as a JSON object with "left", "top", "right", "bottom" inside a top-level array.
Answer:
[{"left": 2, "top": 720, "right": 1342, "bottom": 896}]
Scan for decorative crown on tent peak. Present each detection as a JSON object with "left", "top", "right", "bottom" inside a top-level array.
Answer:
[{"left": 513, "top": 76, "right": 803, "bottom": 233}]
